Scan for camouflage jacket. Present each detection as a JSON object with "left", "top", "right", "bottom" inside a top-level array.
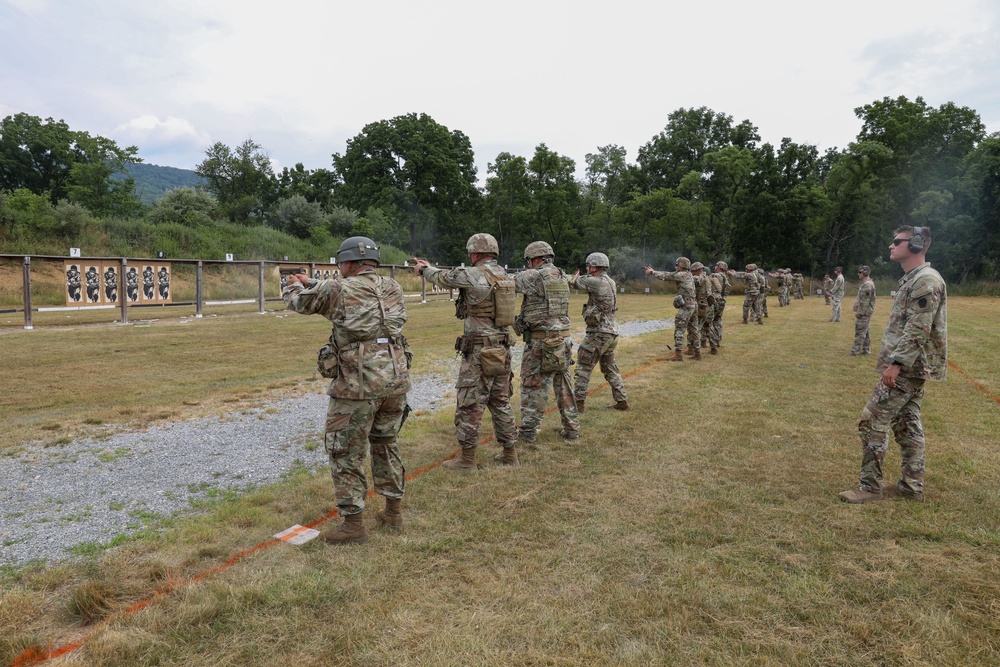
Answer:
[
  {"left": 823, "top": 277, "right": 833, "bottom": 294},
  {"left": 729, "top": 271, "right": 760, "bottom": 296},
  {"left": 283, "top": 268, "right": 411, "bottom": 399},
  {"left": 650, "top": 269, "right": 695, "bottom": 303},
  {"left": 853, "top": 279, "right": 876, "bottom": 317},
  {"left": 422, "top": 259, "right": 511, "bottom": 338},
  {"left": 714, "top": 271, "right": 732, "bottom": 300},
  {"left": 693, "top": 273, "right": 712, "bottom": 306},
  {"left": 831, "top": 274, "right": 845, "bottom": 297},
  {"left": 514, "top": 259, "right": 571, "bottom": 332},
  {"left": 757, "top": 269, "right": 770, "bottom": 294},
  {"left": 569, "top": 270, "right": 619, "bottom": 335},
  {"left": 876, "top": 262, "right": 947, "bottom": 381}
]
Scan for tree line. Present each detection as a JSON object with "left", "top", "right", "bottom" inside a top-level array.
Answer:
[{"left": 2, "top": 97, "right": 998, "bottom": 284}]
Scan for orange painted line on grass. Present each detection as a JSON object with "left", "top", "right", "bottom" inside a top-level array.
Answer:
[
  {"left": 15, "top": 353, "right": 672, "bottom": 666},
  {"left": 948, "top": 359, "right": 1000, "bottom": 406}
]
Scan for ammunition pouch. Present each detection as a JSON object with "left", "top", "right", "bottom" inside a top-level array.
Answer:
[
  {"left": 317, "top": 340, "right": 339, "bottom": 379},
  {"left": 540, "top": 335, "right": 570, "bottom": 373}
]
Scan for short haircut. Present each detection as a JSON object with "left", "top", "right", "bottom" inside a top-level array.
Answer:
[{"left": 894, "top": 225, "right": 932, "bottom": 242}]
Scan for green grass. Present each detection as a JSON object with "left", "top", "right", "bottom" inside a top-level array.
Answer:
[{"left": 1, "top": 294, "right": 999, "bottom": 665}]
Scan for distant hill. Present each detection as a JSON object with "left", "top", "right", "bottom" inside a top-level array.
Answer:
[{"left": 114, "top": 163, "right": 206, "bottom": 205}]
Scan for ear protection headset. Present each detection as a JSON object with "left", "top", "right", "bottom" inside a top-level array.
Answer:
[{"left": 908, "top": 226, "right": 925, "bottom": 252}]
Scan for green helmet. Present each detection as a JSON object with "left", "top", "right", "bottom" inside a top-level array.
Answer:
[
  {"left": 585, "top": 252, "right": 610, "bottom": 268},
  {"left": 690, "top": 261, "right": 704, "bottom": 272},
  {"left": 675, "top": 257, "right": 691, "bottom": 270},
  {"left": 524, "top": 241, "right": 555, "bottom": 260},
  {"left": 715, "top": 261, "right": 728, "bottom": 271},
  {"left": 337, "top": 236, "right": 380, "bottom": 264},
  {"left": 466, "top": 233, "right": 499, "bottom": 255},
  {"left": 746, "top": 263, "right": 757, "bottom": 271}
]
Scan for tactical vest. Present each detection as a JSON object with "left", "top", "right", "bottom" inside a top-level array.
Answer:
[
  {"left": 325, "top": 272, "right": 410, "bottom": 399},
  {"left": 520, "top": 263, "right": 571, "bottom": 331},
  {"left": 583, "top": 273, "right": 617, "bottom": 327},
  {"left": 463, "top": 263, "right": 516, "bottom": 327}
]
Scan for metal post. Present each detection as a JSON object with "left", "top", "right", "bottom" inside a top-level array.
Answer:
[
  {"left": 22, "top": 256, "right": 33, "bottom": 330},
  {"left": 119, "top": 258, "right": 129, "bottom": 324},
  {"left": 390, "top": 265, "right": 396, "bottom": 279},
  {"left": 421, "top": 273, "right": 427, "bottom": 304},
  {"left": 196, "top": 261, "right": 204, "bottom": 317},
  {"left": 258, "top": 262, "right": 266, "bottom": 314}
]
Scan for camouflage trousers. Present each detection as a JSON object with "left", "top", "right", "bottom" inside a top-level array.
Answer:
[
  {"left": 574, "top": 332, "right": 627, "bottom": 404},
  {"left": 712, "top": 299, "right": 726, "bottom": 346},
  {"left": 759, "top": 293, "right": 769, "bottom": 317},
  {"left": 742, "top": 294, "right": 761, "bottom": 323},
  {"left": 857, "top": 375, "right": 926, "bottom": 495},
  {"left": 455, "top": 344, "right": 518, "bottom": 450},
  {"left": 673, "top": 304, "right": 699, "bottom": 349},
  {"left": 851, "top": 315, "right": 872, "bottom": 354},
  {"left": 324, "top": 394, "right": 407, "bottom": 516},
  {"left": 830, "top": 295, "right": 843, "bottom": 321},
  {"left": 699, "top": 304, "right": 718, "bottom": 350},
  {"left": 520, "top": 336, "right": 579, "bottom": 437},
  {"left": 824, "top": 291, "right": 831, "bottom": 305},
  {"left": 794, "top": 287, "right": 804, "bottom": 299},
  {"left": 778, "top": 286, "right": 789, "bottom": 306}
]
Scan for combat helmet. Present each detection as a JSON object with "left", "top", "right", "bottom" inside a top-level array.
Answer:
[
  {"left": 715, "top": 261, "right": 728, "bottom": 271},
  {"left": 524, "top": 241, "right": 555, "bottom": 260},
  {"left": 675, "top": 257, "right": 691, "bottom": 270},
  {"left": 337, "top": 236, "right": 380, "bottom": 264},
  {"left": 466, "top": 233, "right": 500, "bottom": 256},
  {"left": 585, "top": 252, "right": 610, "bottom": 268},
  {"left": 690, "top": 261, "right": 704, "bottom": 272},
  {"left": 746, "top": 263, "right": 757, "bottom": 271}
]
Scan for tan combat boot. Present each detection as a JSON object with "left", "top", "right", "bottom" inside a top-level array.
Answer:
[
  {"left": 576, "top": 400, "right": 585, "bottom": 413},
  {"left": 376, "top": 497, "right": 403, "bottom": 531},
  {"left": 684, "top": 346, "right": 696, "bottom": 356},
  {"left": 609, "top": 401, "right": 630, "bottom": 411},
  {"left": 692, "top": 348, "right": 702, "bottom": 361},
  {"left": 669, "top": 348, "right": 684, "bottom": 361},
  {"left": 493, "top": 446, "right": 520, "bottom": 466},
  {"left": 442, "top": 447, "right": 478, "bottom": 471},
  {"left": 710, "top": 347, "right": 718, "bottom": 355},
  {"left": 320, "top": 513, "right": 369, "bottom": 545},
  {"left": 838, "top": 487, "right": 884, "bottom": 504}
]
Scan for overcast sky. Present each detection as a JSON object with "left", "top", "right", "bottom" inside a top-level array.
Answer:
[{"left": 3, "top": 0, "right": 999, "bottom": 182}]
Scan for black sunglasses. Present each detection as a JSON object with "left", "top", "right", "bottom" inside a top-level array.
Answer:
[{"left": 890, "top": 237, "right": 909, "bottom": 246}]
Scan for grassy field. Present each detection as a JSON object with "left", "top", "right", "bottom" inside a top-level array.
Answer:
[{"left": 2, "top": 293, "right": 1000, "bottom": 666}]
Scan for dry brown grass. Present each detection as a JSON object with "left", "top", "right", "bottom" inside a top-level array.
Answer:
[{"left": 2, "top": 294, "right": 999, "bottom": 666}]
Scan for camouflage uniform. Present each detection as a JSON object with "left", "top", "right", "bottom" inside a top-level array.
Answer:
[
  {"left": 851, "top": 276, "right": 876, "bottom": 355},
  {"left": 515, "top": 258, "right": 580, "bottom": 439},
  {"left": 793, "top": 273, "right": 804, "bottom": 300},
  {"left": 701, "top": 272, "right": 722, "bottom": 352},
  {"left": 712, "top": 266, "right": 731, "bottom": 346},
  {"left": 729, "top": 265, "right": 762, "bottom": 324},
  {"left": 689, "top": 270, "right": 711, "bottom": 352},
  {"left": 569, "top": 270, "right": 627, "bottom": 405},
  {"left": 283, "top": 267, "right": 410, "bottom": 517},
  {"left": 422, "top": 259, "right": 519, "bottom": 452},
  {"left": 823, "top": 276, "right": 833, "bottom": 304},
  {"left": 855, "top": 262, "right": 947, "bottom": 497},
  {"left": 650, "top": 267, "right": 697, "bottom": 349},
  {"left": 830, "top": 272, "right": 845, "bottom": 321},
  {"left": 756, "top": 268, "right": 769, "bottom": 318}
]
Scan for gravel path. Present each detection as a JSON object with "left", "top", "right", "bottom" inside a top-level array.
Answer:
[{"left": 0, "top": 319, "right": 671, "bottom": 566}]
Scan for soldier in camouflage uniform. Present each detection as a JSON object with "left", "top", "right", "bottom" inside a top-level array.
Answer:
[
  {"left": 851, "top": 265, "right": 876, "bottom": 356},
  {"left": 712, "top": 262, "right": 732, "bottom": 347},
  {"left": 728, "top": 263, "right": 763, "bottom": 324},
  {"left": 414, "top": 234, "right": 520, "bottom": 467},
  {"left": 829, "top": 266, "right": 845, "bottom": 322},
  {"left": 686, "top": 261, "right": 712, "bottom": 359},
  {"left": 698, "top": 263, "right": 722, "bottom": 355},
  {"left": 514, "top": 241, "right": 580, "bottom": 442},
  {"left": 840, "top": 226, "right": 947, "bottom": 504},
  {"left": 284, "top": 236, "right": 411, "bottom": 544},
  {"left": 757, "top": 267, "right": 770, "bottom": 318},
  {"left": 570, "top": 252, "right": 628, "bottom": 411},
  {"left": 823, "top": 274, "right": 833, "bottom": 305},
  {"left": 645, "top": 257, "right": 697, "bottom": 361},
  {"left": 793, "top": 272, "right": 805, "bottom": 300}
]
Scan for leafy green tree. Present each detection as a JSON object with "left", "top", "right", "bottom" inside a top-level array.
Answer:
[
  {"left": 272, "top": 194, "right": 324, "bottom": 239},
  {"left": 196, "top": 139, "right": 276, "bottom": 224},
  {"left": 484, "top": 152, "right": 532, "bottom": 265},
  {"left": 525, "top": 144, "right": 581, "bottom": 265},
  {"left": 147, "top": 186, "right": 218, "bottom": 227},
  {"left": 325, "top": 204, "right": 360, "bottom": 237},
  {"left": 0, "top": 113, "right": 142, "bottom": 216},
  {"left": 332, "top": 113, "right": 480, "bottom": 259},
  {"left": 275, "top": 163, "right": 338, "bottom": 209}
]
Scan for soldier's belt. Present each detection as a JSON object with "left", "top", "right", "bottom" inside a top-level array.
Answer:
[
  {"left": 341, "top": 336, "right": 404, "bottom": 350},
  {"left": 523, "top": 328, "right": 569, "bottom": 343}
]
